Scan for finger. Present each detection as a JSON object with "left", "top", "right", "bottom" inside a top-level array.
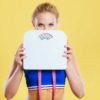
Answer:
[
  {"left": 64, "top": 45, "right": 71, "bottom": 50},
  {"left": 62, "top": 54, "right": 71, "bottom": 59},
  {"left": 67, "top": 54, "right": 71, "bottom": 58},
  {"left": 18, "top": 48, "right": 25, "bottom": 52},
  {"left": 62, "top": 55, "right": 69, "bottom": 60},
  {"left": 20, "top": 55, "right": 27, "bottom": 60},
  {"left": 18, "top": 52, "right": 25, "bottom": 56},
  {"left": 64, "top": 50, "right": 72, "bottom": 54}
]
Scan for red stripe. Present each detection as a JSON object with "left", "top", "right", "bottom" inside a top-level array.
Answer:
[
  {"left": 38, "top": 70, "right": 42, "bottom": 100},
  {"left": 52, "top": 70, "right": 56, "bottom": 100},
  {"left": 38, "top": 70, "right": 56, "bottom": 100}
]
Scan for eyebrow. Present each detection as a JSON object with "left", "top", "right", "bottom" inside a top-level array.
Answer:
[
  {"left": 49, "top": 22, "right": 54, "bottom": 23},
  {"left": 38, "top": 22, "right": 54, "bottom": 25}
]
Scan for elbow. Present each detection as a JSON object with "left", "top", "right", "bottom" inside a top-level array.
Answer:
[
  {"left": 74, "top": 88, "right": 85, "bottom": 99},
  {"left": 77, "top": 91, "right": 85, "bottom": 99},
  {"left": 4, "top": 93, "right": 12, "bottom": 100},
  {"left": 4, "top": 85, "right": 15, "bottom": 99},
  {"left": 76, "top": 81, "right": 85, "bottom": 99},
  {"left": 4, "top": 89, "right": 13, "bottom": 99},
  {"left": 4, "top": 89, "right": 15, "bottom": 99},
  {"left": 72, "top": 79, "right": 85, "bottom": 99}
]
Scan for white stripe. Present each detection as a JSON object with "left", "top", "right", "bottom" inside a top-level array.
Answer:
[
  {"left": 28, "top": 84, "right": 65, "bottom": 89},
  {"left": 28, "top": 85, "right": 65, "bottom": 90},
  {"left": 28, "top": 87, "right": 64, "bottom": 90}
]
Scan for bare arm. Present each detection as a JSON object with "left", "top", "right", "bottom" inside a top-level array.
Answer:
[
  {"left": 4, "top": 44, "right": 25, "bottom": 99},
  {"left": 62, "top": 42, "right": 85, "bottom": 98},
  {"left": 4, "top": 64, "right": 23, "bottom": 99}
]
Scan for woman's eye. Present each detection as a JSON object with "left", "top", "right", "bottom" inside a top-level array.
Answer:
[
  {"left": 38, "top": 23, "right": 43, "bottom": 27},
  {"left": 49, "top": 23, "right": 54, "bottom": 26}
]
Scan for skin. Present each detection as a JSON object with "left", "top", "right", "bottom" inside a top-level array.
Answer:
[{"left": 4, "top": 12, "right": 85, "bottom": 100}]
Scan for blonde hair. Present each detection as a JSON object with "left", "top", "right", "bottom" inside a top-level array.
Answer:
[{"left": 32, "top": 2, "right": 59, "bottom": 21}]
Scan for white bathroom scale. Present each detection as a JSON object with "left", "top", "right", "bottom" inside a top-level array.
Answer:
[{"left": 23, "top": 30, "right": 68, "bottom": 70}]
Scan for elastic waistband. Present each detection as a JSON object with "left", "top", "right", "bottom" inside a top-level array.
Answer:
[{"left": 28, "top": 84, "right": 65, "bottom": 90}]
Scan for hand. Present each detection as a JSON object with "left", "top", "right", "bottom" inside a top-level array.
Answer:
[
  {"left": 14, "top": 43, "right": 26, "bottom": 68},
  {"left": 62, "top": 43, "right": 76, "bottom": 66}
]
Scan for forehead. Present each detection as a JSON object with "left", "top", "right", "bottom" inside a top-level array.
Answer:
[{"left": 34, "top": 12, "right": 57, "bottom": 23}]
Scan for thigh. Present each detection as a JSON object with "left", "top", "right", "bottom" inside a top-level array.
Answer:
[{"left": 28, "top": 88, "right": 64, "bottom": 100}]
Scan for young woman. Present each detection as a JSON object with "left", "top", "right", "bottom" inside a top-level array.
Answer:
[{"left": 4, "top": 2, "right": 85, "bottom": 100}]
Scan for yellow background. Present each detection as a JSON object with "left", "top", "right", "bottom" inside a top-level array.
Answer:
[{"left": 0, "top": 0, "right": 100, "bottom": 100}]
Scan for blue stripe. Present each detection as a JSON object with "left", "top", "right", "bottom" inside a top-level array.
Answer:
[{"left": 24, "top": 70, "right": 67, "bottom": 88}]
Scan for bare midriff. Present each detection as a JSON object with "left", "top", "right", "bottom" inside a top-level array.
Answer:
[{"left": 26, "top": 88, "right": 64, "bottom": 100}]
